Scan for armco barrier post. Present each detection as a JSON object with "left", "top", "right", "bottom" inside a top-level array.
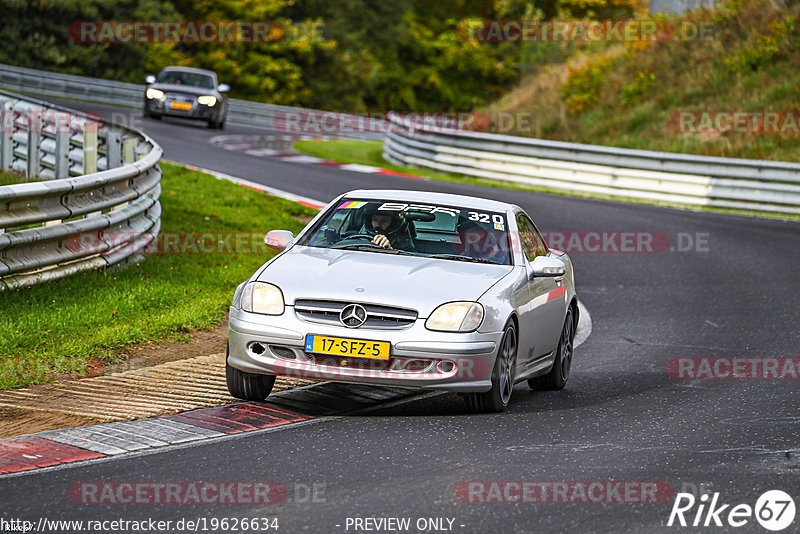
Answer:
[
  {"left": 83, "top": 121, "right": 98, "bottom": 174},
  {"left": 54, "top": 129, "right": 69, "bottom": 179},
  {"left": 136, "top": 140, "right": 149, "bottom": 160},
  {"left": 122, "top": 137, "right": 137, "bottom": 164},
  {"left": 0, "top": 99, "right": 11, "bottom": 171},
  {"left": 26, "top": 110, "right": 40, "bottom": 178},
  {"left": 106, "top": 130, "right": 122, "bottom": 169}
]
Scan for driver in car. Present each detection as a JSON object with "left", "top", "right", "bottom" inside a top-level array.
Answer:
[{"left": 363, "top": 210, "right": 412, "bottom": 250}]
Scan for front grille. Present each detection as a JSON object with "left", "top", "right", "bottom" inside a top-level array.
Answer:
[
  {"left": 294, "top": 299, "right": 417, "bottom": 329},
  {"left": 165, "top": 93, "right": 195, "bottom": 103},
  {"left": 270, "top": 345, "right": 296, "bottom": 359},
  {"left": 308, "top": 354, "right": 392, "bottom": 371},
  {"left": 306, "top": 354, "right": 434, "bottom": 374}
]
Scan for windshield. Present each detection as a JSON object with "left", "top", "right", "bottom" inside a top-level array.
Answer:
[
  {"left": 157, "top": 70, "right": 215, "bottom": 89},
  {"left": 298, "top": 199, "right": 512, "bottom": 265}
]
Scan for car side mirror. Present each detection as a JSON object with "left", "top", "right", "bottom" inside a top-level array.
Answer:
[
  {"left": 145, "top": 75, "right": 156, "bottom": 84},
  {"left": 265, "top": 230, "right": 295, "bottom": 251},
  {"left": 530, "top": 255, "right": 566, "bottom": 278},
  {"left": 217, "top": 84, "right": 230, "bottom": 93}
]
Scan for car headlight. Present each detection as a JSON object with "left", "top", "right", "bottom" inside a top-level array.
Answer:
[
  {"left": 426, "top": 302, "right": 484, "bottom": 332},
  {"left": 241, "top": 282, "right": 284, "bottom": 315},
  {"left": 197, "top": 95, "right": 217, "bottom": 106},
  {"left": 146, "top": 88, "right": 164, "bottom": 100}
]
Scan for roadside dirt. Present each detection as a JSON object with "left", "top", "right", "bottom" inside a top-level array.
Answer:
[
  {"left": 104, "top": 320, "right": 228, "bottom": 374},
  {"left": 1, "top": 320, "right": 230, "bottom": 439},
  {"left": 0, "top": 407, "right": 106, "bottom": 439}
]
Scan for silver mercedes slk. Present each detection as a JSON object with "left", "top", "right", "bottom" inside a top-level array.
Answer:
[{"left": 226, "top": 189, "right": 578, "bottom": 412}]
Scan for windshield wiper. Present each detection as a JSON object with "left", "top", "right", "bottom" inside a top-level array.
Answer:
[
  {"left": 428, "top": 253, "right": 501, "bottom": 265},
  {"left": 331, "top": 244, "right": 414, "bottom": 255}
]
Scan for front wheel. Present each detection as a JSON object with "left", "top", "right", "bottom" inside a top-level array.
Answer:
[
  {"left": 529, "top": 307, "right": 574, "bottom": 391},
  {"left": 226, "top": 353, "right": 276, "bottom": 400},
  {"left": 464, "top": 321, "right": 517, "bottom": 413}
]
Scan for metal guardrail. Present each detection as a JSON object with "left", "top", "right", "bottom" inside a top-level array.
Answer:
[
  {"left": 650, "top": 0, "right": 716, "bottom": 15},
  {"left": 0, "top": 64, "right": 385, "bottom": 140},
  {"left": 0, "top": 90, "right": 162, "bottom": 290},
  {"left": 384, "top": 112, "right": 800, "bottom": 216}
]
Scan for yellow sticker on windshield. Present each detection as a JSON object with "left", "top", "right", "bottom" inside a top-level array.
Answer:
[
  {"left": 494, "top": 222, "right": 505, "bottom": 231},
  {"left": 337, "top": 201, "right": 366, "bottom": 209}
]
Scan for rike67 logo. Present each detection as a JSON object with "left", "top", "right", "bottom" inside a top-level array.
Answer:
[{"left": 668, "top": 490, "right": 795, "bottom": 531}]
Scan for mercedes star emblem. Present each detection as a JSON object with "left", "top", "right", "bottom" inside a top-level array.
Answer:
[{"left": 340, "top": 303, "right": 368, "bottom": 328}]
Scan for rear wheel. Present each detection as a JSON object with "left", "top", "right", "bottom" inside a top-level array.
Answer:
[
  {"left": 528, "top": 308, "right": 574, "bottom": 391},
  {"left": 464, "top": 321, "right": 517, "bottom": 413},
  {"left": 226, "top": 350, "right": 276, "bottom": 400}
]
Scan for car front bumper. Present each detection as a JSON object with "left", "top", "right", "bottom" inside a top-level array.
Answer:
[
  {"left": 227, "top": 307, "right": 501, "bottom": 393},
  {"left": 145, "top": 99, "right": 217, "bottom": 119}
]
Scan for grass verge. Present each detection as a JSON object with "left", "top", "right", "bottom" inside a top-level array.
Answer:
[
  {"left": 293, "top": 139, "right": 800, "bottom": 221},
  {"left": 0, "top": 170, "right": 37, "bottom": 186},
  {"left": 0, "top": 161, "right": 316, "bottom": 389}
]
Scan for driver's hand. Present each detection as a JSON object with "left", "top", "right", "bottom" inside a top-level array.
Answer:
[{"left": 372, "top": 234, "right": 392, "bottom": 249}]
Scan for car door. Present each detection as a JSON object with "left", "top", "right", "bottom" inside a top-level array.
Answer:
[{"left": 516, "top": 213, "right": 564, "bottom": 364}]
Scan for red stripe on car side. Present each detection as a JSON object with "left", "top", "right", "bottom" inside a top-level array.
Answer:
[{"left": 547, "top": 285, "right": 567, "bottom": 302}]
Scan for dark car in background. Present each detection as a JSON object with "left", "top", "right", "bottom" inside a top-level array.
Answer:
[{"left": 143, "top": 67, "right": 229, "bottom": 129}]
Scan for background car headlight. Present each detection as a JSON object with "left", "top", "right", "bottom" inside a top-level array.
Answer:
[
  {"left": 197, "top": 95, "right": 217, "bottom": 106},
  {"left": 426, "top": 302, "right": 484, "bottom": 332},
  {"left": 241, "top": 282, "right": 284, "bottom": 315},
  {"left": 146, "top": 88, "right": 164, "bottom": 100}
]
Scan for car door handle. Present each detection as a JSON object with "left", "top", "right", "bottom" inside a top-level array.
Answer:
[{"left": 554, "top": 277, "right": 563, "bottom": 284}]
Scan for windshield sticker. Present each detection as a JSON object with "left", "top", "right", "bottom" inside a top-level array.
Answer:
[
  {"left": 468, "top": 211, "right": 506, "bottom": 226},
  {"left": 337, "top": 201, "right": 367, "bottom": 209},
  {"left": 377, "top": 203, "right": 460, "bottom": 217}
]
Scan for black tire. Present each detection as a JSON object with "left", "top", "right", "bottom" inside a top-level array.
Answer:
[
  {"left": 529, "top": 307, "right": 574, "bottom": 391},
  {"left": 464, "top": 321, "right": 517, "bottom": 413},
  {"left": 226, "top": 353, "right": 276, "bottom": 401},
  {"left": 207, "top": 119, "right": 217, "bottom": 129}
]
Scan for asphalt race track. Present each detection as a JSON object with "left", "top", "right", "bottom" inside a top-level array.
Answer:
[{"left": 1, "top": 100, "right": 799, "bottom": 533}]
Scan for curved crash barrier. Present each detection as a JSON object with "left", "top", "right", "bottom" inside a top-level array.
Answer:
[
  {"left": 0, "top": 90, "right": 162, "bottom": 290},
  {"left": 384, "top": 112, "right": 800, "bottom": 216}
]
